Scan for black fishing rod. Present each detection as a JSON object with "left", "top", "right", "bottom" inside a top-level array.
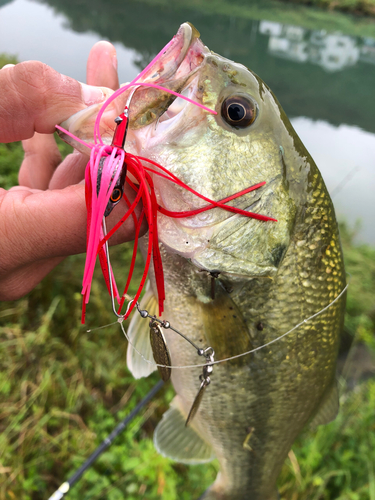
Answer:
[{"left": 48, "top": 379, "right": 165, "bottom": 500}]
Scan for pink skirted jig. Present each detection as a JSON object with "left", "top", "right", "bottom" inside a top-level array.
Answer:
[{"left": 56, "top": 37, "right": 277, "bottom": 324}]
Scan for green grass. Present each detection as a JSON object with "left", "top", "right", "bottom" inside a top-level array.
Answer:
[
  {"left": 0, "top": 54, "right": 17, "bottom": 68},
  {"left": 1, "top": 54, "right": 375, "bottom": 499},
  {"left": 1, "top": 226, "right": 374, "bottom": 500},
  {"left": 0, "top": 250, "right": 219, "bottom": 500}
]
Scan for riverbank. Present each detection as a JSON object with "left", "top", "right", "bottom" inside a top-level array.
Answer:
[
  {"left": 283, "top": 0, "right": 375, "bottom": 17},
  {"left": 137, "top": 0, "right": 375, "bottom": 38}
]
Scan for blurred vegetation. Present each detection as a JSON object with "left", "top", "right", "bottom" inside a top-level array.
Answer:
[
  {"left": 1, "top": 55, "right": 375, "bottom": 500},
  {"left": 0, "top": 54, "right": 17, "bottom": 68},
  {"left": 283, "top": 0, "right": 375, "bottom": 16},
  {"left": 0, "top": 54, "right": 22, "bottom": 188},
  {"left": 40, "top": 0, "right": 375, "bottom": 41}
]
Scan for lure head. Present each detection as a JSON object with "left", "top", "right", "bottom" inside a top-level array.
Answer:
[
  {"left": 100, "top": 111, "right": 129, "bottom": 217},
  {"left": 96, "top": 155, "right": 127, "bottom": 217}
]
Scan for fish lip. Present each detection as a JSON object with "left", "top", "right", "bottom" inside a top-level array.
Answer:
[
  {"left": 128, "top": 23, "right": 209, "bottom": 129},
  {"left": 57, "top": 23, "right": 207, "bottom": 151},
  {"left": 137, "top": 22, "right": 202, "bottom": 85}
]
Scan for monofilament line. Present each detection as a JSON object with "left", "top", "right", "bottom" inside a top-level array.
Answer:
[{"left": 120, "top": 282, "right": 349, "bottom": 370}]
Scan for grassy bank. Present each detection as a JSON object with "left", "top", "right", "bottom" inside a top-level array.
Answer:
[
  {"left": 1, "top": 151, "right": 375, "bottom": 500},
  {"left": 130, "top": 0, "right": 375, "bottom": 38},
  {"left": 1, "top": 224, "right": 374, "bottom": 500}
]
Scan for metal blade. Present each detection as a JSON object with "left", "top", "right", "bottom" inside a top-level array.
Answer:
[
  {"left": 185, "top": 378, "right": 209, "bottom": 426},
  {"left": 149, "top": 322, "right": 172, "bottom": 382}
]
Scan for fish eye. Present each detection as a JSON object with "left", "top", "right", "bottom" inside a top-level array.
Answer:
[
  {"left": 110, "top": 188, "right": 123, "bottom": 203},
  {"left": 221, "top": 95, "right": 258, "bottom": 128}
]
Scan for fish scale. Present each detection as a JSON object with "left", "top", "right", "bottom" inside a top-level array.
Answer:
[
  {"left": 143, "top": 73, "right": 345, "bottom": 497},
  {"left": 152, "top": 198, "right": 344, "bottom": 499}
]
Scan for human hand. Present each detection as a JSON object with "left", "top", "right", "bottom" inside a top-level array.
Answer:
[{"left": 0, "top": 42, "right": 144, "bottom": 301}]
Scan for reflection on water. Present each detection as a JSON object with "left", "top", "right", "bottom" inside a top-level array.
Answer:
[
  {"left": 0, "top": 0, "right": 374, "bottom": 243},
  {"left": 2, "top": 0, "right": 375, "bottom": 132},
  {"left": 291, "top": 118, "right": 375, "bottom": 245},
  {"left": 0, "top": 0, "right": 139, "bottom": 84},
  {"left": 260, "top": 20, "right": 375, "bottom": 72}
]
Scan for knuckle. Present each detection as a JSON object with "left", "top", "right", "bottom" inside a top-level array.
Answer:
[
  {"left": 50, "top": 148, "right": 63, "bottom": 169},
  {"left": 15, "top": 61, "right": 51, "bottom": 86},
  {"left": 0, "top": 268, "right": 35, "bottom": 300},
  {"left": 13, "top": 61, "right": 53, "bottom": 104},
  {"left": 0, "top": 280, "right": 25, "bottom": 301}
]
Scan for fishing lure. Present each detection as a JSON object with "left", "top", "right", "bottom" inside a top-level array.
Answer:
[
  {"left": 56, "top": 57, "right": 276, "bottom": 325},
  {"left": 133, "top": 302, "right": 216, "bottom": 425},
  {"left": 149, "top": 320, "right": 172, "bottom": 382},
  {"left": 55, "top": 37, "right": 279, "bottom": 426}
]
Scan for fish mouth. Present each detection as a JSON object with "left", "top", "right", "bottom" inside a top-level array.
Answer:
[
  {"left": 58, "top": 23, "right": 209, "bottom": 151},
  {"left": 129, "top": 23, "right": 209, "bottom": 130}
]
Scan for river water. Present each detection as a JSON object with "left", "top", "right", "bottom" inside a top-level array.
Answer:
[{"left": 0, "top": 0, "right": 374, "bottom": 244}]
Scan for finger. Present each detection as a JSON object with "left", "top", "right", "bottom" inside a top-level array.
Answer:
[
  {"left": 48, "top": 151, "right": 88, "bottom": 190},
  {"left": 86, "top": 41, "right": 119, "bottom": 90},
  {"left": 0, "top": 183, "right": 145, "bottom": 271},
  {"left": 1, "top": 64, "right": 15, "bottom": 70},
  {"left": 19, "top": 133, "right": 62, "bottom": 189},
  {"left": 8, "top": 186, "right": 41, "bottom": 193},
  {"left": 0, "top": 61, "right": 106, "bottom": 143},
  {"left": 0, "top": 256, "right": 63, "bottom": 301}
]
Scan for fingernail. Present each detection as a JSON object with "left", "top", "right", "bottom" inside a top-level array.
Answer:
[
  {"left": 1, "top": 63, "right": 15, "bottom": 70},
  {"left": 80, "top": 83, "right": 105, "bottom": 105},
  {"left": 112, "top": 54, "right": 118, "bottom": 71}
]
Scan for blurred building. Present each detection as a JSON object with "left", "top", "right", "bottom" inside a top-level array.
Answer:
[
  {"left": 259, "top": 20, "right": 368, "bottom": 73},
  {"left": 309, "top": 32, "right": 359, "bottom": 72},
  {"left": 360, "top": 37, "right": 375, "bottom": 65}
]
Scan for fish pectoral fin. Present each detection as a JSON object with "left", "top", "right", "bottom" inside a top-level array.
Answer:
[
  {"left": 309, "top": 380, "right": 339, "bottom": 429},
  {"left": 154, "top": 396, "right": 215, "bottom": 464},
  {"left": 126, "top": 287, "right": 158, "bottom": 379}
]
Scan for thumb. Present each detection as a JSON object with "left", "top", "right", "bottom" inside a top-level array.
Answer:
[{"left": 0, "top": 61, "right": 106, "bottom": 143}]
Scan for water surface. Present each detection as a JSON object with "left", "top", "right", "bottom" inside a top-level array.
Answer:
[{"left": 0, "top": 0, "right": 374, "bottom": 243}]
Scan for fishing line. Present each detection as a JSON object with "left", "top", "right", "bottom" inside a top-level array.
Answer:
[
  {"left": 331, "top": 165, "right": 360, "bottom": 199},
  {"left": 86, "top": 321, "right": 118, "bottom": 333},
  {"left": 120, "top": 281, "right": 349, "bottom": 370}
]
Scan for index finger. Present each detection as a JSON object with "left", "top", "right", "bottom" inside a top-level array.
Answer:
[
  {"left": 86, "top": 41, "right": 120, "bottom": 90},
  {"left": 0, "top": 61, "right": 105, "bottom": 143}
]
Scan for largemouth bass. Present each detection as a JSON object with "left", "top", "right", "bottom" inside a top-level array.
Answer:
[{"left": 60, "top": 23, "right": 346, "bottom": 500}]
